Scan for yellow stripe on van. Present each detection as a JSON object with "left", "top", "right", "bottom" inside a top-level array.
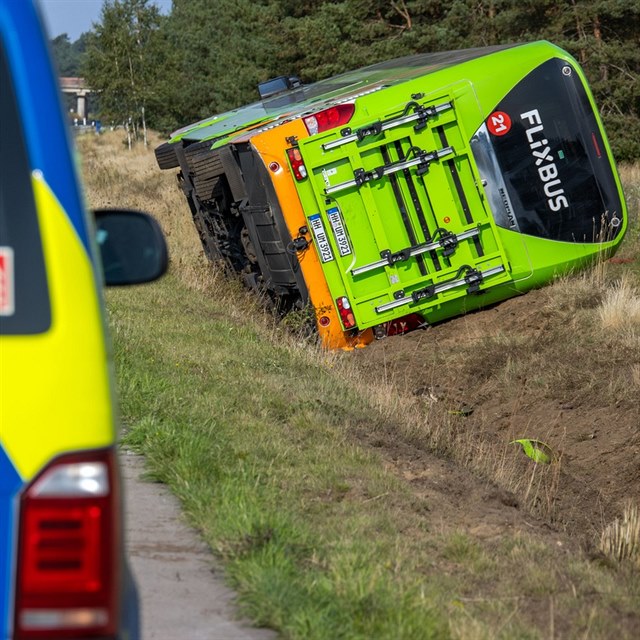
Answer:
[{"left": 0, "top": 174, "right": 114, "bottom": 480}]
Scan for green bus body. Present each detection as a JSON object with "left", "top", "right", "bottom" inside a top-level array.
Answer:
[{"left": 156, "top": 41, "right": 626, "bottom": 346}]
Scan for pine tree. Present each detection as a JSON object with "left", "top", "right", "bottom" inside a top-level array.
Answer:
[
  {"left": 127, "top": 0, "right": 638, "bottom": 159},
  {"left": 50, "top": 34, "right": 78, "bottom": 76}
]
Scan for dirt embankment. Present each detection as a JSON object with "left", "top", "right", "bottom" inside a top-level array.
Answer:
[{"left": 353, "top": 284, "right": 639, "bottom": 548}]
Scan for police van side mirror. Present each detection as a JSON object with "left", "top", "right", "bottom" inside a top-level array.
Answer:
[{"left": 94, "top": 209, "right": 168, "bottom": 286}]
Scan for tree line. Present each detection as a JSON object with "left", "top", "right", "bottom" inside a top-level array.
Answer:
[{"left": 53, "top": 0, "right": 639, "bottom": 160}]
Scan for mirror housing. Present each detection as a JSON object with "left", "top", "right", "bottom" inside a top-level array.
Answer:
[{"left": 94, "top": 209, "right": 168, "bottom": 286}]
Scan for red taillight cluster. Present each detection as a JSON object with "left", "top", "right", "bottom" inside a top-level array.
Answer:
[
  {"left": 303, "top": 103, "right": 355, "bottom": 135},
  {"left": 14, "top": 449, "right": 120, "bottom": 639},
  {"left": 286, "top": 147, "right": 307, "bottom": 181},
  {"left": 386, "top": 313, "right": 426, "bottom": 337},
  {"left": 287, "top": 103, "right": 355, "bottom": 181},
  {"left": 336, "top": 296, "right": 356, "bottom": 329}
]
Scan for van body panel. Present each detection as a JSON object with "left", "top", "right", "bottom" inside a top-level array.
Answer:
[
  {"left": 0, "top": 450, "right": 21, "bottom": 640},
  {"left": 1, "top": 176, "right": 114, "bottom": 482},
  {"left": 0, "top": 0, "right": 91, "bottom": 252},
  {"left": 0, "top": 2, "right": 139, "bottom": 638}
]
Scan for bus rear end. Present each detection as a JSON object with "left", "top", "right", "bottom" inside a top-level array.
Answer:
[
  {"left": 288, "top": 42, "right": 626, "bottom": 341},
  {"left": 471, "top": 55, "right": 624, "bottom": 281}
]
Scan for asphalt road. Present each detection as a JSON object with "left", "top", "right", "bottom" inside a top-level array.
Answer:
[{"left": 121, "top": 451, "right": 277, "bottom": 640}]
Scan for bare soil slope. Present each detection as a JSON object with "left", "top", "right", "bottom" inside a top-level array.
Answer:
[{"left": 354, "top": 278, "right": 639, "bottom": 547}]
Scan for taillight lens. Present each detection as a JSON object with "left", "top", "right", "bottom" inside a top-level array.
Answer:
[
  {"left": 303, "top": 103, "right": 355, "bottom": 135},
  {"left": 336, "top": 296, "right": 356, "bottom": 329},
  {"left": 386, "top": 313, "right": 426, "bottom": 337},
  {"left": 15, "top": 449, "right": 120, "bottom": 639},
  {"left": 286, "top": 147, "right": 308, "bottom": 181}
]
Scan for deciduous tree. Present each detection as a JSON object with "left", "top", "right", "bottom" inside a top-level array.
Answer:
[{"left": 84, "top": 0, "right": 165, "bottom": 147}]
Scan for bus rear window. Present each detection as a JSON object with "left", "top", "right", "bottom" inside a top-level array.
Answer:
[
  {"left": 472, "top": 58, "right": 623, "bottom": 243},
  {"left": 0, "top": 41, "right": 51, "bottom": 334}
]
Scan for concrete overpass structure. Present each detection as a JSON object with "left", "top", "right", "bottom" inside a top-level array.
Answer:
[{"left": 59, "top": 77, "right": 91, "bottom": 118}]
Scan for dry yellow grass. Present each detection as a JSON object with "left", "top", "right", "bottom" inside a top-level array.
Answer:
[
  {"left": 600, "top": 503, "right": 640, "bottom": 566},
  {"left": 619, "top": 162, "right": 640, "bottom": 214},
  {"left": 599, "top": 275, "right": 640, "bottom": 332},
  {"left": 77, "top": 131, "right": 225, "bottom": 296}
]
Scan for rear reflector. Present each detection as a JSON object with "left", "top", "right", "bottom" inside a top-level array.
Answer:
[
  {"left": 591, "top": 132, "right": 602, "bottom": 158},
  {"left": 286, "top": 147, "right": 307, "bottom": 181},
  {"left": 336, "top": 296, "right": 356, "bottom": 329},
  {"left": 15, "top": 449, "right": 120, "bottom": 639},
  {"left": 303, "top": 103, "right": 355, "bottom": 135},
  {"left": 19, "top": 608, "right": 109, "bottom": 630}
]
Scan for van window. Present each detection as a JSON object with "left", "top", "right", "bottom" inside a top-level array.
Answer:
[{"left": 0, "top": 40, "right": 51, "bottom": 334}]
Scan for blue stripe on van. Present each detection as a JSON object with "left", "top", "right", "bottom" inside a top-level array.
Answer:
[
  {"left": 0, "top": 446, "right": 22, "bottom": 639},
  {"left": 0, "top": 1, "right": 90, "bottom": 253}
]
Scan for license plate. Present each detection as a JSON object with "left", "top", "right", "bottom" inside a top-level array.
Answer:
[
  {"left": 326, "top": 207, "right": 352, "bottom": 257},
  {"left": 309, "top": 214, "right": 334, "bottom": 263}
]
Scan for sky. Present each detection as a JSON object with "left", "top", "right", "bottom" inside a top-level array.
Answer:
[{"left": 39, "top": 0, "right": 172, "bottom": 41}]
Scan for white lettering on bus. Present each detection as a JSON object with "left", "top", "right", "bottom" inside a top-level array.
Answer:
[{"left": 520, "top": 109, "right": 569, "bottom": 212}]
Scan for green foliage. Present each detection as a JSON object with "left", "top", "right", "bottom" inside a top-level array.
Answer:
[
  {"left": 82, "top": 0, "right": 639, "bottom": 159},
  {"left": 160, "top": 0, "right": 284, "bottom": 122},
  {"left": 50, "top": 33, "right": 88, "bottom": 76},
  {"left": 50, "top": 33, "right": 91, "bottom": 115},
  {"left": 82, "top": 0, "right": 166, "bottom": 132}
]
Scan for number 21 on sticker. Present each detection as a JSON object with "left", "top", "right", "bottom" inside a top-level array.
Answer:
[{"left": 487, "top": 111, "right": 512, "bottom": 136}]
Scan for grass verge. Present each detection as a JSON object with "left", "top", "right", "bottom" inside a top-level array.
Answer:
[
  {"left": 83, "top": 133, "right": 640, "bottom": 638},
  {"left": 109, "top": 273, "right": 640, "bottom": 639}
]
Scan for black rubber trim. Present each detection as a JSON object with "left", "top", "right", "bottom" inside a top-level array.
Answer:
[
  {"left": 154, "top": 141, "right": 180, "bottom": 170},
  {"left": 435, "top": 127, "right": 484, "bottom": 257},
  {"left": 219, "top": 145, "right": 247, "bottom": 202},
  {"left": 380, "top": 145, "right": 427, "bottom": 276}
]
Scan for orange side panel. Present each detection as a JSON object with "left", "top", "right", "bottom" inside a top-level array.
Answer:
[{"left": 250, "top": 121, "right": 373, "bottom": 350}]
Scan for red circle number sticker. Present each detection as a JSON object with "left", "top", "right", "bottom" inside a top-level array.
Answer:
[{"left": 487, "top": 111, "right": 512, "bottom": 136}]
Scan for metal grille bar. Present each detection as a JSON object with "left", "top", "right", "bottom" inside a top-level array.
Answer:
[
  {"left": 325, "top": 146, "right": 454, "bottom": 195},
  {"left": 375, "top": 265, "right": 505, "bottom": 314},
  {"left": 352, "top": 227, "right": 480, "bottom": 276}
]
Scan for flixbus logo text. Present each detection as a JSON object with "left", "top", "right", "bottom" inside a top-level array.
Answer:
[{"left": 520, "top": 109, "right": 569, "bottom": 212}]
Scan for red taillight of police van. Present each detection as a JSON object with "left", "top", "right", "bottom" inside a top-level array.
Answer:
[
  {"left": 303, "top": 103, "right": 355, "bottom": 135},
  {"left": 14, "top": 449, "right": 120, "bottom": 639}
]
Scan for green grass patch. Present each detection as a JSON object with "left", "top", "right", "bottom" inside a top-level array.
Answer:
[
  {"left": 110, "top": 273, "right": 640, "bottom": 639},
  {"left": 111, "top": 277, "right": 449, "bottom": 639}
]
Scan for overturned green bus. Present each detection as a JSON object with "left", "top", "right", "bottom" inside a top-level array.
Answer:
[{"left": 156, "top": 41, "right": 626, "bottom": 349}]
